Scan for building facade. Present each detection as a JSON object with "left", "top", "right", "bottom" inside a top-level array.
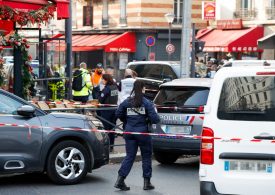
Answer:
[
  {"left": 48, "top": 0, "right": 207, "bottom": 80},
  {"left": 215, "top": 0, "right": 275, "bottom": 60}
]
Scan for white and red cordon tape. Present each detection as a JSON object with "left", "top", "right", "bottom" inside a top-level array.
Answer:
[{"left": 1, "top": 123, "right": 275, "bottom": 143}]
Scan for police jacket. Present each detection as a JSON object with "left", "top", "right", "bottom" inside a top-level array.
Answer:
[
  {"left": 98, "top": 84, "right": 118, "bottom": 105},
  {"left": 116, "top": 97, "right": 160, "bottom": 132}
]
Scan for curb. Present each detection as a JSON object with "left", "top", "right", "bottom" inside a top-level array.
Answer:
[{"left": 109, "top": 152, "right": 141, "bottom": 164}]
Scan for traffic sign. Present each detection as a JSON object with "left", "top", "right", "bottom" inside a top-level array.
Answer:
[
  {"left": 145, "top": 36, "right": 155, "bottom": 47},
  {"left": 166, "top": 44, "right": 175, "bottom": 54}
]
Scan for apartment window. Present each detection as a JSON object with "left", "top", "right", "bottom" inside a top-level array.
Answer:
[
  {"left": 174, "top": 0, "right": 183, "bottom": 24},
  {"left": 270, "top": 0, "right": 275, "bottom": 7},
  {"left": 264, "top": 92, "right": 268, "bottom": 101},
  {"left": 72, "top": 1, "right": 77, "bottom": 28},
  {"left": 241, "top": 0, "right": 252, "bottom": 9}
]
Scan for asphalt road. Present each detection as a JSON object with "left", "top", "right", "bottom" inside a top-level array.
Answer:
[{"left": 0, "top": 157, "right": 200, "bottom": 195}]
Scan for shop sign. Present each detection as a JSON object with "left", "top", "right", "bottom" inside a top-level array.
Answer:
[
  {"left": 109, "top": 47, "right": 132, "bottom": 52},
  {"left": 83, "top": 6, "right": 93, "bottom": 26},
  {"left": 202, "top": 1, "right": 216, "bottom": 20},
  {"left": 217, "top": 19, "right": 243, "bottom": 30}
]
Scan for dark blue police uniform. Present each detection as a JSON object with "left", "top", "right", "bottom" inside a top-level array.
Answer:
[
  {"left": 98, "top": 84, "right": 118, "bottom": 149},
  {"left": 116, "top": 97, "right": 160, "bottom": 178}
]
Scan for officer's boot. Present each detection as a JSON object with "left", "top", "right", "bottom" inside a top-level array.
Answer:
[
  {"left": 143, "top": 177, "right": 155, "bottom": 190},
  {"left": 114, "top": 175, "right": 130, "bottom": 191}
]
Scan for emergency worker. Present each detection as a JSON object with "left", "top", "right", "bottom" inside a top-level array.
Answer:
[
  {"left": 118, "top": 69, "right": 136, "bottom": 104},
  {"left": 72, "top": 62, "right": 92, "bottom": 103},
  {"left": 114, "top": 80, "right": 160, "bottom": 191},
  {"left": 98, "top": 74, "right": 118, "bottom": 152},
  {"left": 91, "top": 63, "right": 104, "bottom": 99}
]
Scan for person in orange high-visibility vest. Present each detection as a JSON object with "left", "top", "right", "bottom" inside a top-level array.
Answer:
[{"left": 91, "top": 63, "right": 104, "bottom": 99}]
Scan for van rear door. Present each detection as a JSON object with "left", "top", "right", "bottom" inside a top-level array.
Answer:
[{"left": 202, "top": 75, "right": 275, "bottom": 195}]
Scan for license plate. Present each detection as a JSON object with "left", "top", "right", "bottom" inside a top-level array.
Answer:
[
  {"left": 224, "top": 160, "right": 273, "bottom": 173},
  {"left": 166, "top": 125, "right": 192, "bottom": 134}
]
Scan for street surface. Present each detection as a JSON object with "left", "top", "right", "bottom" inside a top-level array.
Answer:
[{"left": 0, "top": 157, "right": 199, "bottom": 195}]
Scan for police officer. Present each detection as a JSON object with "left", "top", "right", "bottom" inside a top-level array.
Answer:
[
  {"left": 98, "top": 74, "right": 118, "bottom": 152},
  {"left": 114, "top": 80, "right": 160, "bottom": 191}
]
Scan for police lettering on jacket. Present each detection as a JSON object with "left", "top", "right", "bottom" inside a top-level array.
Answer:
[{"left": 116, "top": 97, "right": 160, "bottom": 132}]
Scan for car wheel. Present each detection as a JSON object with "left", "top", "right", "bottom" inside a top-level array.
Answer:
[
  {"left": 154, "top": 151, "right": 179, "bottom": 164},
  {"left": 46, "top": 140, "right": 90, "bottom": 185}
]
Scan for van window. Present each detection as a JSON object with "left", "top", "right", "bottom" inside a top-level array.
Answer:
[
  {"left": 218, "top": 76, "right": 275, "bottom": 121},
  {"left": 155, "top": 86, "right": 210, "bottom": 113}
]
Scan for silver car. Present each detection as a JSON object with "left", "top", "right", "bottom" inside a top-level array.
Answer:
[
  {"left": 152, "top": 78, "right": 212, "bottom": 164},
  {"left": 0, "top": 90, "right": 109, "bottom": 184}
]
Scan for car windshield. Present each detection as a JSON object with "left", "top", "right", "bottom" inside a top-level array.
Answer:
[
  {"left": 154, "top": 86, "right": 210, "bottom": 112},
  {"left": 129, "top": 64, "right": 177, "bottom": 81},
  {"left": 218, "top": 76, "right": 275, "bottom": 121}
]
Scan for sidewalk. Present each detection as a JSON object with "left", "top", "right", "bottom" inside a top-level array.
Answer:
[{"left": 109, "top": 136, "right": 141, "bottom": 164}]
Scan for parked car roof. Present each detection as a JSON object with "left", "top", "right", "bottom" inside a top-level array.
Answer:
[{"left": 160, "top": 78, "right": 212, "bottom": 88}]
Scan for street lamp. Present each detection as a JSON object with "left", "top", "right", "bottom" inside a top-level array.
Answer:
[{"left": 164, "top": 13, "right": 175, "bottom": 60}]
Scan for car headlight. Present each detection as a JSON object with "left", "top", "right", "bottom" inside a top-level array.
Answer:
[{"left": 86, "top": 119, "right": 105, "bottom": 141}]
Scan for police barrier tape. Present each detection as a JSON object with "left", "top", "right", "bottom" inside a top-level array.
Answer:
[{"left": 1, "top": 122, "right": 275, "bottom": 143}]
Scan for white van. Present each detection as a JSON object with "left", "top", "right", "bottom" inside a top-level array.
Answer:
[
  {"left": 223, "top": 60, "right": 275, "bottom": 67},
  {"left": 200, "top": 65, "right": 275, "bottom": 195}
]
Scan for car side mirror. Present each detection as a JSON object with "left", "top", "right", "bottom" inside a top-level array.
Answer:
[{"left": 17, "top": 105, "right": 35, "bottom": 117}]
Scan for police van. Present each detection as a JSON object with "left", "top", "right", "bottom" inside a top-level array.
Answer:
[
  {"left": 152, "top": 78, "right": 212, "bottom": 164},
  {"left": 200, "top": 64, "right": 275, "bottom": 195}
]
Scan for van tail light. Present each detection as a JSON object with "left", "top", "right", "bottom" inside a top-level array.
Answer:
[
  {"left": 200, "top": 127, "right": 214, "bottom": 165},
  {"left": 197, "top": 106, "right": 204, "bottom": 113}
]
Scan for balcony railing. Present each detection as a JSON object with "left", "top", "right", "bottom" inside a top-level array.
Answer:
[
  {"left": 266, "top": 7, "right": 275, "bottom": 20},
  {"left": 234, "top": 8, "right": 257, "bottom": 20},
  {"left": 173, "top": 17, "right": 182, "bottom": 24}
]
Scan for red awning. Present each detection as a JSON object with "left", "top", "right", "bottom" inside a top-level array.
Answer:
[
  {"left": 197, "top": 27, "right": 264, "bottom": 52},
  {"left": 0, "top": 0, "right": 69, "bottom": 19},
  {"left": 56, "top": 32, "right": 136, "bottom": 52}
]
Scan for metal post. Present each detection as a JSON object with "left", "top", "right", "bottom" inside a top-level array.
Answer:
[
  {"left": 168, "top": 22, "right": 171, "bottom": 61},
  {"left": 65, "top": 0, "right": 72, "bottom": 100},
  {"left": 180, "top": 0, "right": 192, "bottom": 78},
  {"left": 13, "top": 24, "right": 23, "bottom": 98},
  {"left": 191, "top": 23, "right": 196, "bottom": 78}
]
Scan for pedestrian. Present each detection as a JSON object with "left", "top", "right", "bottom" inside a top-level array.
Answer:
[
  {"left": 91, "top": 63, "right": 104, "bottom": 99},
  {"left": 72, "top": 62, "right": 92, "bottom": 103},
  {"left": 114, "top": 80, "right": 160, "bottom": 191},
  {"left": 118, "top": 69, "right": 136, "bottom": 104},
  {"left": 98, "top": 74, "right": 119, "bottom": 152},
  {"left": 105, "top": 65, "right": 115, "bottom": 77}
]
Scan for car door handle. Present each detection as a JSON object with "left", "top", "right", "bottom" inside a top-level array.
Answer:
[{"left": 253, "top": 135, "right": 275, "bottom": 140}]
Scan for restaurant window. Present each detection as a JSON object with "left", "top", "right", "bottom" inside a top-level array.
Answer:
[{"left": 173, "top": 0, "right": 183, "bottom": 24}]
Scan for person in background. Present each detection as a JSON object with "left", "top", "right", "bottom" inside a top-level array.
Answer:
[
  {"left": 106, "top": 65, "right": 115, "bottom": 77},
  {"left": 72, "top": 62, "right": 92, "bottom": 103},
  {"left": 118, "top": 69, "right": 136, "bottom": 105},
  {"left": 98, "top": 74, "right": 118, "bottom": 152},
  {"left": 114, "top": 80, "right": 160, "bottom": 191},
  {"left": 91, "top": 63, "right": 104, "bottom": 99}
]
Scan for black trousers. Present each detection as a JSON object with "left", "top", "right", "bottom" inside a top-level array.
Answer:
[
  {"left": 73, "top": 95, "right": 89, "bottom": 103},
  {"left": 118, "top": 134, "right": 152, "bottom": 178}
]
